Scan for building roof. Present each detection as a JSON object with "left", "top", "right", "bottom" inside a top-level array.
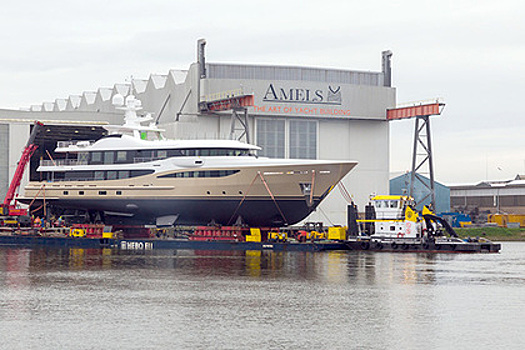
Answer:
[
  {"left": 113, "top": 84, "right": 130, "bottom": 97},
  {"left": 169, "top": 70, "right": 188, "bottom": 84},
  {"left": 449, "top": 176, "right": 525, "bottom": 190},
  {"left": 42, "top": 102, "right": 54, "bottom": 111},
  {"left": 54, "top": 99, "right": 67, "bottom": 111},
  {"left": 206, "top": 63, "right": 384, "bottom": 86},
  {"left": 389, "top": 171, "right": 447, "bottom": 188},
  {"left": 82, "top": 91, "right": 97, "bottom": 105},
  {"left": 150, "top": 74, "right": 168, "bottom": 89},
  {"left": 98, "top": 88, "right": 113, "bottom": 101},
  {"left": 68, "top": 95, "right": 81, "bottom": 109},
  {"left": 132, "top": 79, "right": 148, "bottom": 94}
]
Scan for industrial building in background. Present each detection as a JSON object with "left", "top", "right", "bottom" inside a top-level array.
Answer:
[
  {"left": 0, "top": 40, "right": 396, "bottom": 225},
  {"left": 390, "top": 172, "right": 450, "bottom": 214},
  {"left": 450, "top": 175, "right": 525, "bottom": 216}
]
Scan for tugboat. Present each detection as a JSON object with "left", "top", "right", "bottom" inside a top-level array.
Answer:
[{"left": 347, "top": 195, "right": 501, "bottom": 253}]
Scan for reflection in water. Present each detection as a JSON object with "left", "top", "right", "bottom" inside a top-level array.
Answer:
[{"left": 0, "top": 244, "right": 524, "bottom": 349}]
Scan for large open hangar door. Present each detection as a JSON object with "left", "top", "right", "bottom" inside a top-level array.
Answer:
[{"left": 29, "top": 123, "right": 107, "bottom": 181}]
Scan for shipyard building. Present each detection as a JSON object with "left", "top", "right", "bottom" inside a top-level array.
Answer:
[{"left": 0, "top": 41, "right": 395, "bottom": 225}]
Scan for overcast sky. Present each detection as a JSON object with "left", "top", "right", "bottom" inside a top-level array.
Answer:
[{"left": 1, "top": 0, "right": 523, "bottom": 184}]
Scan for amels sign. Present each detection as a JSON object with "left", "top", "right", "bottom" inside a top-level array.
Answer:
[{"left": 262, "top": 83, "right": 342, "bottom": 105}]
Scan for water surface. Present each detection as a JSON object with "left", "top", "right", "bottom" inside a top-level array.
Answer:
[{"left": 0, "top": 243, "right": 524, "bottom": 349}]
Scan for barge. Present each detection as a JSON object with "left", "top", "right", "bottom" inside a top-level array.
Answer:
[{"left": 0, "top": 234, "right": 347, "bottom": 252}]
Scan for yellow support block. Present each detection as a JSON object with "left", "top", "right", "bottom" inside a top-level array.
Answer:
[
  {"left": 246, "top": 235, "right": 261, "bottom": 242},
  {"left": 328, "top": 226, "right": 346, "bottom": 240},
  {"left": 102, "top": 231, "right": 115, "bottom": 239},
  {"left": 246, "top": 228, "right": 262, "bottom": 242},
  {"left": 249, "top": 228, "right": 261, "bottom": 236}
]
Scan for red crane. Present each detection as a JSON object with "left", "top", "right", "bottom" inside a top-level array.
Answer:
[{"left": 0, "top": 121, "right": 42, "bottom": 217}]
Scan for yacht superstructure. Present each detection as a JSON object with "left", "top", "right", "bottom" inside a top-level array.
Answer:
[{"left": 21, "top": 96, "right": 357, "bottom": 226}]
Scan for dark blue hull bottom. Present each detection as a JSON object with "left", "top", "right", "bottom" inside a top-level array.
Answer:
[
  {"left": 0, "top": 235, "right": 348, "bottom": 252},
  {"left": 32, "top": 198, "right": 320, "bottom": 226}
]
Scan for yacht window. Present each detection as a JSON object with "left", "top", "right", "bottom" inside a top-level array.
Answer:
[
  {"left": 139, "top": 150, "right": 152, "bottom": 158},
  {"left": 116, "top": 191, "right": 122, "bottom": 195},
  {"left": 98, "top": 191, "right": 107, "bottom": 195},
  {"left": 107, "top": 171, "right": 118, "bottom": 180},
  {"left": 157, "top": 150, "right": 167, "bottom": 159},
  {"left": 91, "top": 152, "right": 102, "bottom": 163},
  {"left": 94, "top": 171, "right": 105, "bottom": 180},
  {"left": 65, "top": 171, "right": 88, "bottom": 180},
  {"left": 79, "top": 191, "right": 84, "bottom": 195},
  {"left": 118, "top": 170, "right": 130, "bottom": 179},
  {"left": 78, "top": 152, "right": 89, "bottom": 164},
  {"left": 168, "top": 149, "right": 185, "bottom": 157},
  {"left": 104, "top": 151, "right": 114, "bottom": 164},
  {"left": 157, "top": 170, "right": 240, "bottom": 178},
  {"left": 200, "top": 149, "right": 210, "bottom": 157},
  {"left": 116, "top": 151, "right": 127, "bottom": 162},
  {"left": 130, "top": 170, "right": 154, "bottom": 177}
]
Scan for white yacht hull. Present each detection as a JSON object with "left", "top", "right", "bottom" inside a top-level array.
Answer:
[{"left": 22, "top": 161, "right": 357, "bottom": 226}]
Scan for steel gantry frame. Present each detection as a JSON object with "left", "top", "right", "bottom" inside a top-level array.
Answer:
[
  {"left": 387, "top": 100, "right": 445, "bottom": 211},
  {"left": 199, "top": 91, "right": 255, "bottom": 143},
  {"left": 410, "top": 115, "right": 435, "bottom": 210}
]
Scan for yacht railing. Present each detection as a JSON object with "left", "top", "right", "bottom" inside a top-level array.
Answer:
[
  {"left": 40, "top": 159, "right": 89, "bottom": 167},
  {"left": 43, "top": 177, "right": 100, "bottom": 182}
]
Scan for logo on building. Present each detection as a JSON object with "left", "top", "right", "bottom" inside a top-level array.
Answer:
[
  {"left": 327, "top": 86, "right": 341, "bottom": 104},
  {"left": 262, "top": 84, "right": 342, "bottom": 105}
]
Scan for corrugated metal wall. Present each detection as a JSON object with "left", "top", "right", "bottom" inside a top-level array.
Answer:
[
  {"left": 207, "top": 64, "right": 384, "bottom": 86},
  {"left": 390, "top": 173, "right": 451, "bottom": 214}
]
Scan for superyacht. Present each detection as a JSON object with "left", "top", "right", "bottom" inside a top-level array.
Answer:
[{"left": 22, "top": 95, "right": 357, "bottom": 226}]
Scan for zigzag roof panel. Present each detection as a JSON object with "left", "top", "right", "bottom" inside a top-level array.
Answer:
[
  {"left": 83, "top": 91, "right": 97, "bottom": 104},
  {"left": 54, "top": 98, "right": 67, "bottom": 111},
  {"left": 98, "top": 88, "right": 113, "bottom": 101},
  {"left": 132, "top": 79, "right": 148, "bottom": 94},
  {"left": 150, "top": 74, "right": 168, "bottom": 89},
  {"left": 113, "top": 83, "right": 130, "bottom": 96},
  {"left": 43, "top": 102, "right": 54, "bottom": 111},
  {"left": 68, "top": 95, "right": 81, "bottom": 108},
  {"left": 169, "top": 69, "right": 188, "bottom": 84}
]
